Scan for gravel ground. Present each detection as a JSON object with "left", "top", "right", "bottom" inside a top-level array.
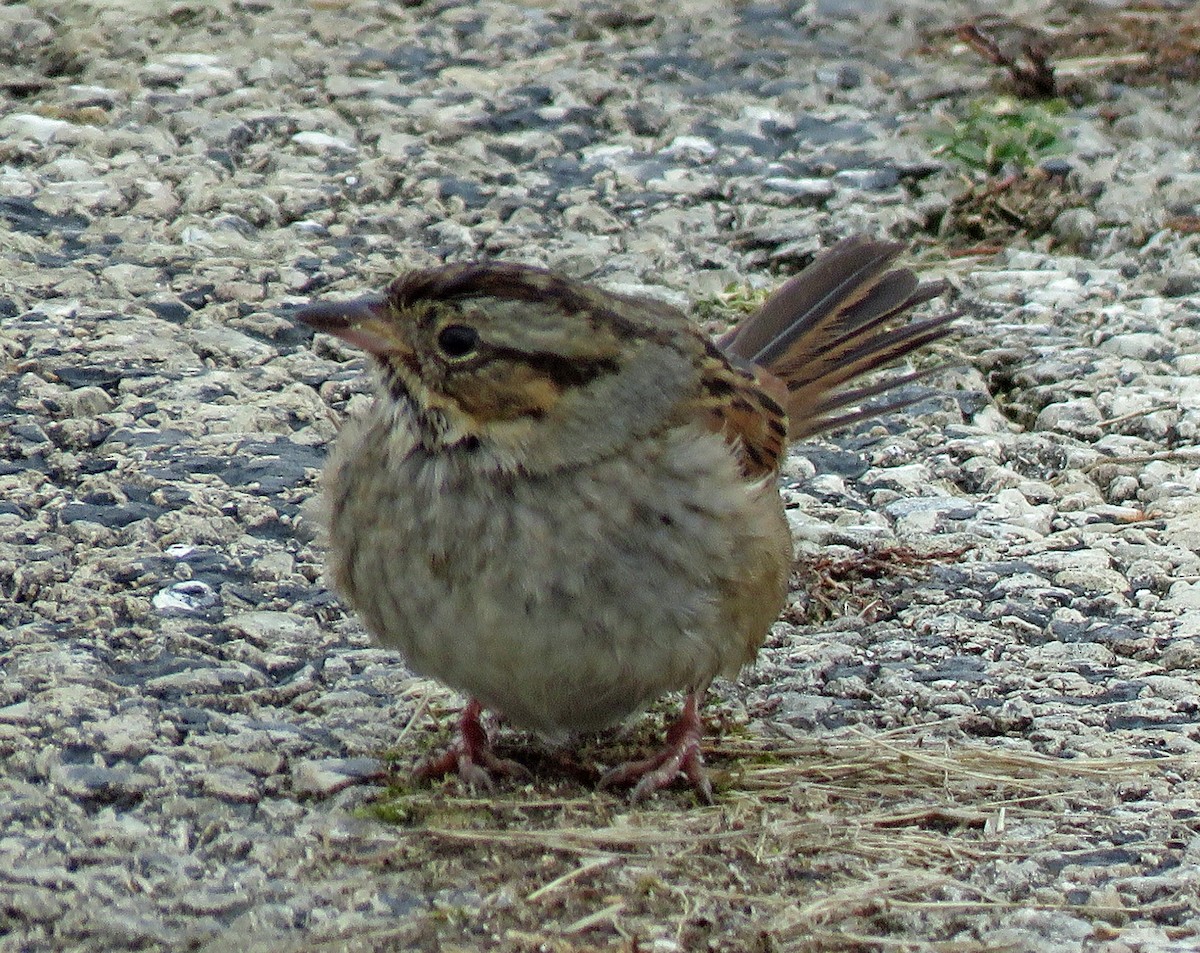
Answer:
[{"left": 3, "top": 1, "right": 1200, "bottom": 951}]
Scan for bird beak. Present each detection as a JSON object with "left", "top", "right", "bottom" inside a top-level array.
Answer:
[{"left": 294, "top": 295, "right": 396, "bottom": 356}]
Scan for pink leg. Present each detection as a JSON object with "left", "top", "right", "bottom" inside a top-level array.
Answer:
[
  {"left": 599, "top": 693, "right": 714, "bottom": 804},
  {"left": 414, "top": 699, "right": 530, "bottom": 792}
]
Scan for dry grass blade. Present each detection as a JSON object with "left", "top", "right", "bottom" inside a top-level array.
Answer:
[
  {"left": 350, "top": 728, "right": 1186, "bottom": 950},
  {"left": 526, "top": 856, "right": 618, "bottom": 902},
  {"left": 417, "top": 820, "right": 746, "bottom": 853},
  {"left": 770, "top": 869, "right": 955, "bottom": 935}
]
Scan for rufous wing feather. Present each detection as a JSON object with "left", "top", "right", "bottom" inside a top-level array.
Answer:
[{"left": 691, "top": 339, "right": 790, "bottom": 479}]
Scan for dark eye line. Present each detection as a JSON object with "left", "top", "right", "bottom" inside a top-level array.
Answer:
[
  {"left": 487, "top": 346, "right": 620, "bottom": 390},
  {"left": 429, "top": 325, "right": 620, "bottom": 391}
]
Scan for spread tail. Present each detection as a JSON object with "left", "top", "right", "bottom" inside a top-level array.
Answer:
[{"left": 719, "top": 236, "right": 956, "bottom": 440}]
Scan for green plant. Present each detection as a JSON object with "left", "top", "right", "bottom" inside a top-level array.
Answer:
[{"left": 929, "top": 97, "right": 1068, "bottom": 174}]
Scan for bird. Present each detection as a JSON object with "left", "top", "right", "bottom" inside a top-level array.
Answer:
[{"left": 295, "top": 236, "right": 954, "bottom": 803}]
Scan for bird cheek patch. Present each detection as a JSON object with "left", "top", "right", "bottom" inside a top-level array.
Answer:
[{"left": 448, "top": 364, "right": 562, "bottom": 423}]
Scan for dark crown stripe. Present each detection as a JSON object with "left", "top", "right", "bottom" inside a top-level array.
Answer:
[{"left": 388, "top": 263, "right": 663, "bottom": 343}]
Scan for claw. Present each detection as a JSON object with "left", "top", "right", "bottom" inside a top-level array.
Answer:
[
  {"left": 598, "top": 693, "right": 715, "bottom": 804},
  {"left": 414, "top": 699, "right": 530, "bottom": 792}
]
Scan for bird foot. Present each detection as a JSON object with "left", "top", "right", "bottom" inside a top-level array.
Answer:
[
  {"left": 599, "top": 694, "right": 714, "bottom": 804},
  {"left": 413, "top": 699, "right": 530, "bottom": 792}
]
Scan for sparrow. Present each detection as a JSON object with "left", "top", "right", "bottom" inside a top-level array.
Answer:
[{"left": 296, "top": 236, "right": 953, "bottom": 802}]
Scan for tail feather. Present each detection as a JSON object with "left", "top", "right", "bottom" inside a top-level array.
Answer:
[
  {"left": 779, "top": 311, "right": 956, "bottom": 412},
  {"left": 793, "top": 362, "right": 953, "bottom": 439},
  {"left": 720, "top": 237, "right": 955, "bottom": 439},
  {"left": 719, "top": 236, "right": 907, "bottom": 365},
  {"left": 833, "top": 274, "right": 945, "bottom": 336}
]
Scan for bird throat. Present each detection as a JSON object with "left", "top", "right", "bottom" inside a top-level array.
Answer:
[{"left": 381, "top": 360, "right": 480, "bottom": 454}]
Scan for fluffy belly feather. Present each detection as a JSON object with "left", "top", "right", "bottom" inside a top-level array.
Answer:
[{"left": 323, "top": 412, "right": 790, "bottom": 736}]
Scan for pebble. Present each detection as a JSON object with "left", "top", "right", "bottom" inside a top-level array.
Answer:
[
  {"left": 291, "top": 757, "right": 385, "bottom": 797},
  {"left": 152, "top": 581, "right": 219, "bottom": 614}
]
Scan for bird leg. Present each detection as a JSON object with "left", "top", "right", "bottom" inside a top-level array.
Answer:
[
  {"left": 599, "top": 692, "right": 715, "bottom": 804},
  {"left": 414, "top": 698, "right": 530, "bottom": 791}
]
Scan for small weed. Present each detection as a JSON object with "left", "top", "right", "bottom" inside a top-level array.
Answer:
[
  {"left": 691, "top": 282, "right": 770, "bottom": 335},
  {"left": 928, "top": 97, "right": 1068, "bottom": 174}
]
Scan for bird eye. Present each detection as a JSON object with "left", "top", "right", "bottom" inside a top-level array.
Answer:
[{"left": 436, "top": 324, "right": 479, "bottom": 359}]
